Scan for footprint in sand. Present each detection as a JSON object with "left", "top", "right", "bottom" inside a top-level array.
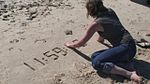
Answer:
[
  {"left": 20, "top": 22, "right": 28, "bottom": 27},
  {"left": 9, "top": 38, "right": 26, "bottom": 44},
  {"left": 16, "top": 31, "right": 25, "bottom": 35},
  {"left": 138, "top": 16, "right": 143, "bottom": 22},
  {"left": 8, "top": 47, "right": 23, "bottom": 52},
  {"left": 3, "top": 28, "right": 12, "bottom": 33},
  {"left": 136, "top": 48, "right": 150, "bottom": 60},
  {"left": 52, "top": 73, "right": 65, "bottom": 84},
  {"left": 129, "top": 20, "right": 137, "bottom": 25},
  {"left": 0, "top": 64, "right": 9, "bottom": 83},
  {"left": 8, "top": 47, "right": 14, "bottom": 51},
  {"left": 70, "top": 62, "right": 99, "bottom": 84},
  {"left": 9, "top": 39, "right": 19, "bottom": 43},
  {"left": 0, "top": 2, "right": 14, "bottom": 22},
  {"left": 73, "top": 62, "right": 95, "bottom": 76},
  {"left": 34, "top": 39, "right": 47, "bottom": 44}
]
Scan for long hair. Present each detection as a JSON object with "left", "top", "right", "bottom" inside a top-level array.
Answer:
[{"left": 86, "top": 0, "right": 108, "bottom": 18}]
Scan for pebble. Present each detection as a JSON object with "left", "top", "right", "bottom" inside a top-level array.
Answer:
[
  {"left": 2, "top": 18, "right": 9, "bottom": 21},
  {"left": 17, "top": 5, "right": 24, "bottom": 10},
  {"left": 10, "top": 19, "right": 15, "bottom": 23},
  {"left": 146, "top": 33, "right": 150, "bottom": 37},
  {"left": 3, "top": 15, "right": 8, "bottom": 18},
  {"left": 26, "top": 14, "right": 37, "bottom": 20},
  {"left": 29, "top": 7, "right": 37, "bottom": 15}
]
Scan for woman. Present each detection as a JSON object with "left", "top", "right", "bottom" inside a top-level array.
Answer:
[{"left": 64, "top": 0, "right": 142, "bottom": 83}]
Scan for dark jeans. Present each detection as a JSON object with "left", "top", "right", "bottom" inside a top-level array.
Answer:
[{"left": 91, "top": 40, "right": 136, "bottom": 74}]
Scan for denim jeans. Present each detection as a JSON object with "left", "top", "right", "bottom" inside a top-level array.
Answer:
[{"left": 91, "top": 40, "right": 136, "bottom": 74}]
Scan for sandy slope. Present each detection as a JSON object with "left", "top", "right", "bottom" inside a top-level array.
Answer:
[{"left": 0, "top": 0, "right": 150, "bottom": 84}]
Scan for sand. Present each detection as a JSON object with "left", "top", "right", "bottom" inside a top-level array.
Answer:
[{"left": 0, "top": 0, "right": 150, "bottom": 84}]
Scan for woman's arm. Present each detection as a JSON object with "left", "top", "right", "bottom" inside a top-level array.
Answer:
[{"left": 64, "top": 22, "right": 102, "bottom": 48}]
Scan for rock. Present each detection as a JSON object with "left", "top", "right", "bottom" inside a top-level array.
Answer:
[
  {"left": 3, "top": 4, "right": 8, "bottom": 8},
  {"left": 32, "top": 13, "right": 37, "bottom": 18},
  {"left": 29, "top": 7, "right": 37, "bottom": 15},
  {"left": 9, "top": 47, "right": 14, "bottom": 51},
  {"left": 65, "top": 30, "right": 73, "bottom": 35},
  {"left": 26, "top": 16, "right": 33, "bottom": 20}
]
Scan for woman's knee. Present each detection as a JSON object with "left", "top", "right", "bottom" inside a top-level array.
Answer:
[
  {"left": 91, "top": 50, "right": 106, "bottom": 60},
  {"left": 102, "top": 62, "right": 114, "bottom": 74},
  {"left": 92, "top": 59, "right": 102, "bottom": 70},
  {"left": 92, "top": 59, "right": 114, "bottom": 74}
]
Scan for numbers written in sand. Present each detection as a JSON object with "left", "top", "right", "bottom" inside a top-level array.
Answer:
[{"left": 23, "top": 47, "right": 68, "bottom": 71}]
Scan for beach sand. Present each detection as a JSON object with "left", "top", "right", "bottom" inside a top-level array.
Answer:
[{"left": 0, "top": 0, "right": 150, "bottom": 84}]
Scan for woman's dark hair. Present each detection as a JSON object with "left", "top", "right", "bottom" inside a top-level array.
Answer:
[{"left": 86, "top": 0, "right": 108, "bottom": 18}]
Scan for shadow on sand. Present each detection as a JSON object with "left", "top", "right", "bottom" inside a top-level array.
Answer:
[
  {"left": 70, "top": 48, "right": 150, "bottom": 83},
  {"left": 130, "top": 0, "right": 150, "bottom": 8}
]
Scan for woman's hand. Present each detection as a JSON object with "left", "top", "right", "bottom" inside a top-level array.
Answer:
[
  {"left": 64, "top": 41, "right": 76, "bottom": 48},
  {"left": 64, "top": 39, "right": 87, "bottom": 48},
  {"left": 64, "top": 39, "right": 79, "bottom": 48},
  {"left": 97, "top": 36, "right": 104, "bottom": 43}
]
